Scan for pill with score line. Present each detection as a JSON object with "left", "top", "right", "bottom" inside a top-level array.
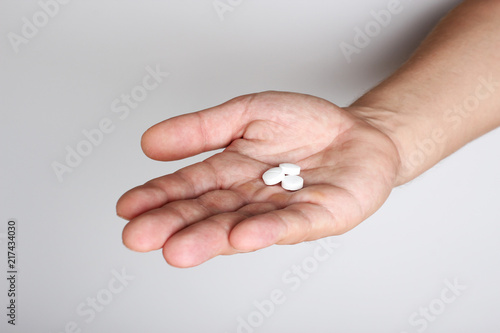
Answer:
[
  {"left": 281, "top": 175, "right": 304, "bottom": 191},
  {"left": 279, "top": 163, "right": 301, "bottom": 176},
  {"left": 262, "top": 167, "right": 285, "bottom": 185}
]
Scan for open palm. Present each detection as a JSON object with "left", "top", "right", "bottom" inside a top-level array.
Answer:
[{"left": 116, "top": 91, "right": 401, "bottom": 267}]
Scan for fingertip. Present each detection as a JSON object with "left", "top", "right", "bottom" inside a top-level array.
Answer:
[
  {"left": 141, "top": 122, "right": 175, "bottom": 161},
  {"left": 140, "top": 126, "right": 156, "bottom": 159},
  {"left": 116, "top": 192, "right": 133, "bottom": 221},
  {"left": 122, "top": 224, "right": 152, "bottom": 253},
  {"left": 140, "top": 115, "right": 204, "bottom": 161},
  {"left": 122, "top": 216, "right": 166, "bottom": 253},
  {"left": 162, "top": 238, "right": 207, "bottom": 268},
  {"left": 116, "top": 184, "right": 169, "bottom": 221},
  {"left": 116, "top": 212, "right": 128, "bottom": 221}
]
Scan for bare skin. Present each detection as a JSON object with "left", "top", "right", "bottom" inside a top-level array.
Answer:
[{"left": 117, "top": 0, "right": 500, "bottom": 268}]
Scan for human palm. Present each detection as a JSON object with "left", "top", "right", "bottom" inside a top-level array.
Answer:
[{"left": 116, "top": 91, "right": 400, "bottom": 267}]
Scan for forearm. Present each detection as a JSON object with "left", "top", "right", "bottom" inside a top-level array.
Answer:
[{"left": 349, "top": 0, "right": 500, "bottom": 185}]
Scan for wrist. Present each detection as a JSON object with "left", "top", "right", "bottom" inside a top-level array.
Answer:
[{"left": 345, "top": 101, "right": 447, "bottom": 186}]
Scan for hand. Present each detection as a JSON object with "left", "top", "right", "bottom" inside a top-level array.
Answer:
[{"left": 116, "top": 91, "right": 401, "bottom": 268}]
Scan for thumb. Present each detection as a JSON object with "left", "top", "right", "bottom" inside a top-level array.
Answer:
[{"left": 141, "top": 94, "right": 254, "bottom": 161}]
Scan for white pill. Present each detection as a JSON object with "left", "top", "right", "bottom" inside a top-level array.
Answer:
[
  {"left": 281, "top": 175, "right": 304, "bottom": 191},
  {"left": 262, "top": 167, "right": 285, "bottom": 185},
  {"left": 279, "top": 163, "right": 301, "bottom": 176}
]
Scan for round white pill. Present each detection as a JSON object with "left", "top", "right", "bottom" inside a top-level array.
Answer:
[
  {"left": 279, "top": 163, "right": 301, "bottom": 176},
  {"left": 281, "top": 175, "right": 304, "bottom": 191},
  {"left": 262, "top": 167, "right": 285, "bottom": 185}
]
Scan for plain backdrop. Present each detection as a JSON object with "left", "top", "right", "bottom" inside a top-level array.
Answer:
[{"left": 1, "top": 0, "right": 499, "bottom": 332}]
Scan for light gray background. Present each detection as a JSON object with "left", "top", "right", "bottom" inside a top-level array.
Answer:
[{"left": 1, "top": 0, "right": 499, "bottom": 332}]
